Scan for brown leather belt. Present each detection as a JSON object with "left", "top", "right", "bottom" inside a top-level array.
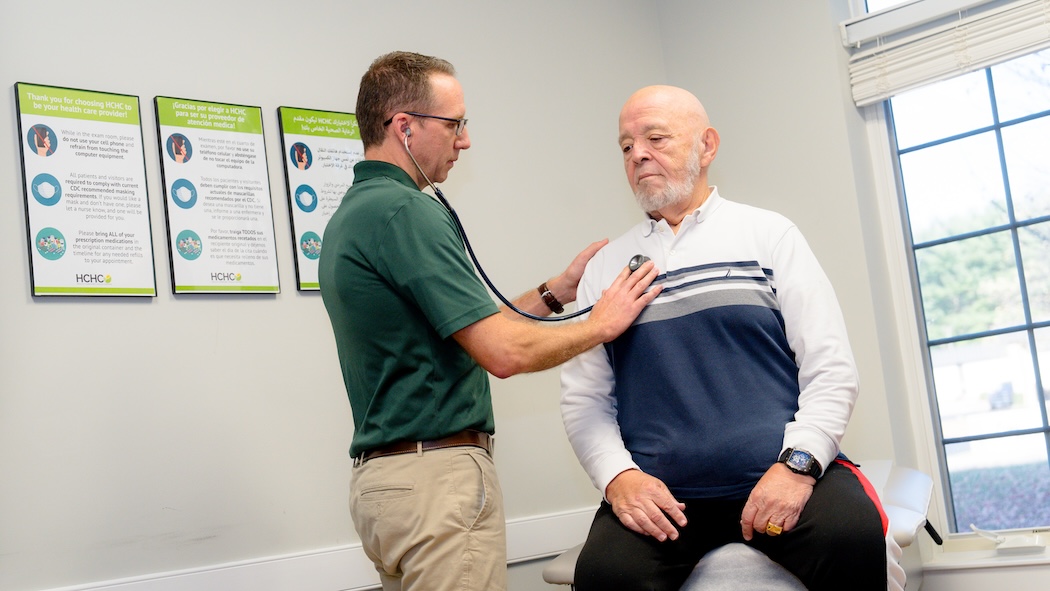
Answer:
[{"left": 354, "top": 429, "right": 493, "bottom": 466}]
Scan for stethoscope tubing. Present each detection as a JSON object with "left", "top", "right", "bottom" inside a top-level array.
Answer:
[
  {"left": 433, "top": 186, "right": 593, "bottom": 322},
  {"left": 400, "top": 134, "right": 649, "bottom": 321}
]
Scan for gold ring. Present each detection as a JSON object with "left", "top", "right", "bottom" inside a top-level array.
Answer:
[{"left": 765, "top": 522, "right": 783, "bottom": 536}]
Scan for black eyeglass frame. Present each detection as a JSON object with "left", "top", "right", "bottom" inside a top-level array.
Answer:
[{"left": 383, "top": 111, "right": 468, "bottom": 136}]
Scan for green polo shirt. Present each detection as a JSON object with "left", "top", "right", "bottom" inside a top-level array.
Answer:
[{"left": 319, "top": 161, "right": 499, "bottom": 457}]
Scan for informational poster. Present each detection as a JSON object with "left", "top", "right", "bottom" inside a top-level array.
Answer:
[
  {"left": 155, "top": 97, "right": 280, "bottom": 294},
  {"left": 15, "top": 83, "right": 157, "bottom": 296},
  {"left": 277, "top": 107, "right": 363, "bottom": 290}
]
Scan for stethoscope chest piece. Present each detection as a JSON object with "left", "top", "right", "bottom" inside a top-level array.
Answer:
[{"left": 628, "top": 254, "right": 651, "bottom": 273}]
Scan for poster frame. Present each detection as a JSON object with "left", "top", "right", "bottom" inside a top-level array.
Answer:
[
  {"left": 15, "top": 81, "right": 158, "bottom": 297},
  {"left": 276, "top": 105, "right": 362, "bottom": 291},
  {"left": 154, "top": 95, "right": 281, "bottom": 295}
]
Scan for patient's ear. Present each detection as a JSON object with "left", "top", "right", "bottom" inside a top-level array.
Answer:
[{"left": 700, "top": 127, "right": 720, "bottom": 168}]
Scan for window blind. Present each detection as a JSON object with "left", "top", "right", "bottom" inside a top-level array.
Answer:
[{"left": 847, "top": 0, "right": 1050, "bottom": 106}]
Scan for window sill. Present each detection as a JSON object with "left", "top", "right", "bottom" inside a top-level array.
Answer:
[{"left": 924, "top": 547, "right": 1050, "bottom": 571}]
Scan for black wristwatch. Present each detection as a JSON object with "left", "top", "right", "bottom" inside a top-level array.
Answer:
[{"left": 778, "top": 448, "right": 822, "bottom": 478}]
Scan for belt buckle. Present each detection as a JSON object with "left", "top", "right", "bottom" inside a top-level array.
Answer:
[{"left": 353, "top": 453, "right": 366, "bottom": 467}]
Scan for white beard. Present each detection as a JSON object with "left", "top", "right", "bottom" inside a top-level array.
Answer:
[{"left": 633, "top": 140, "right": 703, "bottom": 214}]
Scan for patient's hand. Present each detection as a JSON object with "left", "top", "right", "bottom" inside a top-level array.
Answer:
[
  {"left": 605, "top": 469, "right": 687, "bottom": 542},
  {"left": 740, "top": 463, "right": 814, "bottom": 541}
]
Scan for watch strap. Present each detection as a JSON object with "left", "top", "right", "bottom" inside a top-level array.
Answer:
[
  {"left": 537, "top": 282, "right": 564, "bottom": 314},
  {"left": 778, "top": 447, "right": 822, "bottom": 478}
]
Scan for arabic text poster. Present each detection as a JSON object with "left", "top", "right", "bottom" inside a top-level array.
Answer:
[
  {"left": 277, "top": 107, "right": 362, "bottom": 290},
  {"left": 155, "top": 97, "right": 280, "bottom": 293},
  {"left": 16, "top": 83, "right": 157, "bottom": 296}
]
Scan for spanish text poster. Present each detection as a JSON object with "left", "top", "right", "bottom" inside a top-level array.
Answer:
[
  {"left": 277, "top": 107, "right": 363, "bottom": 290},
  {"left": 15, "top": 83, "right": 157, "bottom": 297},
  {"left": 155, "top": 97, "right": 280, "bottom": 294}
]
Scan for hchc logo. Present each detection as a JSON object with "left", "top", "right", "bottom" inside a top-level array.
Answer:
[
  {"left": 210, "top": 272, "right": 242, "bottom": 282},
  {"left": 76, "top": 273, "right": 112, "bottom": 284}
]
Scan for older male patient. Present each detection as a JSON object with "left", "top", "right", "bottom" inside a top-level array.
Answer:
[{"left": 560, "top": 85, "right": 907, "bottom": 591}]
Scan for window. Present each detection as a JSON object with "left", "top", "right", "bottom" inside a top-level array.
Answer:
[
  {"left": 886, "top": 48, "right": 1050, "bottom": 532},
  {"left": 865, "top": 0, "right": 908, "bottom": 12}
]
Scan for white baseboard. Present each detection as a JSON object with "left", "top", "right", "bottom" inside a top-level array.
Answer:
[
  {"left": 506, "top": 506, "right": 595, "bottom": 564},
  {"left": 43, "top": 506, "right": 598, "bottom": 591}
]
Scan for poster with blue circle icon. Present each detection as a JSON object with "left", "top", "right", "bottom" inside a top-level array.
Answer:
[
  {"left": 35, "top": 227, "right": 66, "bottom": 260},
  {"left": 156, "top": 96, "right": 279, "bottom": 294},
  {"left": 294, "top": 184, "right": 317, "bottom": 213},
  {"left": 299, "top": 231, "right": 322, "bottom": 260},
  {"left": 166, "top": 133, "right": 193, "bottom": 163},
  {"left": 31, "top": 173, "right": 62, "bottom": 206},
  {"left": 16, "top": 83, "right": 157, "bottom": 297},
  {"left": 175, "top": 229, "right": 203, "bottom": 260},
  {"left": 170, "top": 179, "right": 198, "bottom": 209},
  {"left": 27, "top": 124, "right": 57, "bottom": 157},
  {"left": 290, "top": 142, "right": 312, "bottom": 170},
  {"left": 278, "top": 106, "right": 364, "bottom": 290}
]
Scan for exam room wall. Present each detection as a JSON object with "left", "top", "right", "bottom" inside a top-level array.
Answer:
[
  {"left": 1, "top": 1, "right": 925, "bottom": 590},
  {"left": 0, "top": 1, "right": 666, "bottom": 589}
]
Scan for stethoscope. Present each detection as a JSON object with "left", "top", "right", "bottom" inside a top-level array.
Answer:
[{"left": 403, "top": 134, "right": 650, "bottom": 322}]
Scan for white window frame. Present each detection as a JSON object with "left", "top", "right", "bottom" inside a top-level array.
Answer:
[
  {"left": 862, "top": 102, "right": 952, "bottom": 544},
  {"left": 845, "top": 0, "right": 1050, "bottom": 106},
  {"left": 853, "top": 0, "right": 1050, "bottom": 566}
]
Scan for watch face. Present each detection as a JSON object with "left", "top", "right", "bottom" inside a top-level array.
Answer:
[{"left": 787, "top": 450, "right": 812, "bottom": 470}]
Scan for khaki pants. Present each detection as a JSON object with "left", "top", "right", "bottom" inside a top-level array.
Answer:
[{"left": 350, "top": 446, "right": 506, "bottom": 591}]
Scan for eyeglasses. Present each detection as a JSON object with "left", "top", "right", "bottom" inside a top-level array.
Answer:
[{"left": 383, "top": 111, "right": 469, "bottom": 136}]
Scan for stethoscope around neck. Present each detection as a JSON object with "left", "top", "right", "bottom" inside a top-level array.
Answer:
[{"left": 402, "top": 134, "right": 650, "bottom": 322}]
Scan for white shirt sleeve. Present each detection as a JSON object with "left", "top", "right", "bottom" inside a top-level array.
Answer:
[
  {"left": 773, "top": 225, "right": 859, "bottom": 473},
  {"left": 560, "top": 252, "right": 638, "bottom": 498}
]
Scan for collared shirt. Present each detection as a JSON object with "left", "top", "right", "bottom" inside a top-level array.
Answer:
[
  {"left": 319, "top": 161, "right": 499, "bottom": 457},
  {"left": 561, "top": 188, "right": 858, "bottom": 499}
]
